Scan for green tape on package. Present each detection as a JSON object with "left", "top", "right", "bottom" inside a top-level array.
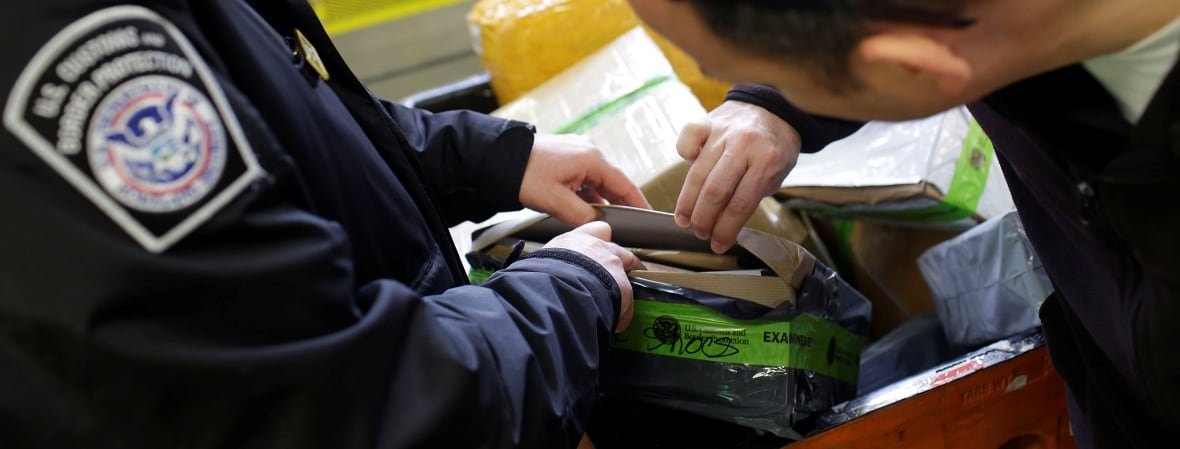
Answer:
[
  {"left": 613, "top": 300, "right": 861, "bottom": 385},
  {"left": 468, "top": 268, "right": 494, "bottom": 285},
  {"left": 880, "top": 118, "right": 994, "bottom": 222},
  {"left": 941, "top": 119, "right": 995, "bottom": 216},
  {"left": 553, "top": 75, "right": 674, "bottom": 135}
]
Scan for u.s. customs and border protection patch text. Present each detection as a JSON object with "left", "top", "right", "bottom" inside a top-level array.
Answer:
[{"left": 4, "top": 6, "right": 264, "bottom": 253}]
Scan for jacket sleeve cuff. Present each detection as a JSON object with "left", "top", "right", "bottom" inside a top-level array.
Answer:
[
  {"left": 515, "top": 248, "right": 622, "bottom": 328},
  {"left": 726, "top": 84, "right": 865, "bottom": 153}
]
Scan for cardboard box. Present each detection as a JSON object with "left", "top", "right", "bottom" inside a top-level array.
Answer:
[
  {"left": 469, "top": 206, "right": 820, "bottom": 307},
  {"left": 777, "top": 107, "right": 1016, "bottom": 231},
  {"left": 828, "top": 219, "right": 962, "bottom": 339},
  {"left": 467, "top": 205, "right": 872, "bottom": 439}
]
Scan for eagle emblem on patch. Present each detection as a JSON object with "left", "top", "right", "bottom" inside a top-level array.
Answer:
[
  {"left": 4, "top": 6, "right": 264, "bottom": 253},
  {"left": 90, "top": 75, "right": 228, "bottom": 213}
]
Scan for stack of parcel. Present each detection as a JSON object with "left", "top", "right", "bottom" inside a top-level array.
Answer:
[{"left": 450, "top": 1, "right": 1077, "bottom": 448}]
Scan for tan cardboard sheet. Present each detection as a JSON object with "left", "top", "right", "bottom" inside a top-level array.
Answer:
[{"left": 470, "top": 205, "right": 817, "bottom": 308}]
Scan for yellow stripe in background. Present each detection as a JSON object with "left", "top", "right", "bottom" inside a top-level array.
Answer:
[{"left": 311, "top": 0, "right": 469, "bottom": 36}]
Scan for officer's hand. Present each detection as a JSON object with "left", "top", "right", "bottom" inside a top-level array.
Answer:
[
  {"left": 675, "top": 101, "right": 802, "bottom": 254},
  {"left": 543, "top": 221, "right": 644, "bottom": 333},
  {"left": 520, "top": 134, "right": 651, "bottom": 226}
]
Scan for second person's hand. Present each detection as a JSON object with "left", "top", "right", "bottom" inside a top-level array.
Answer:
[{"left": 674, "top": 100, "right": 802, "bottom": 254}]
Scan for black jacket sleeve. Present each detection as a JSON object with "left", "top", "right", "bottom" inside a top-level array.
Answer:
[
  {"left": 726, "top": 84, "right": 866, "bottom": 153},
  {"left": 380, "top": 100, "right": 536, "bottom": 226},
  {"left": 0, "top": 181, "right": 619, "bottom": 449}
]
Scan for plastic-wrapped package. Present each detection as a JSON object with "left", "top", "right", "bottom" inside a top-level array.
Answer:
[
  {"left": 465, "top": 205, "right": 872, "bottom": 441},
  {"left": 916, "top": 211, "right": 1054, "bottom": 347},
  {"left": 777, "top": 107, "right": 1016, "bottom": 230},
  {"left": 489, "top": 27, "right": 696, "bottom": 190},
  {"left": 600, "top": 265, "right": 870, "bottom": 440},
  {"left": 466, "top": 0, "right": 731, "bottom": 109}
]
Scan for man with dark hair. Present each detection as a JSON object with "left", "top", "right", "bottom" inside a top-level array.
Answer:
[{"left": 627, "top": 0, "right": 1179, "bottom": 448}]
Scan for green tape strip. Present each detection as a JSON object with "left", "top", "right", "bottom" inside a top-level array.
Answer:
[
  {"left": 613, "top": 300, "right": 861, "bottom": 384},
  {"left": 941, "top": 119, "right": 994, "bottom": 218},
  {"left": 833, "top": 219, "right": 855, "bottom": 267},
  {"left": 553, "top": 75, "right": 675, "bottom": 135},
  {"left": 468, "top": 268, "right": 494, "bottom": 285},
  {"left": 827, "top": 218, "right": 859, "bottom": 284}
]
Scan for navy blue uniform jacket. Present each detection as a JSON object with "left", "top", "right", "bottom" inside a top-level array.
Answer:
[
  {"left": 730, "top": 57, "right": 1180, "bottom": 449},
  {"left": 0, "top": 1, "right": 623, "bottom": 448}
]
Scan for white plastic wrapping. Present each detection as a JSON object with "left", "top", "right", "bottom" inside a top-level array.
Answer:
[
  {"left": 916, "top": 211, "right": 1055, "bottom": 347},
  {"left": 489, "top": 27, "right": 699, "bottom": 188},
  {"left": 779, "top": 107, "right": 1016, "bottom": 229}
]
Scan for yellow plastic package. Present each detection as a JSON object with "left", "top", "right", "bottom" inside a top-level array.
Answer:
[{"left": 466, "top": 0, "right": 732, "bottom": 110}]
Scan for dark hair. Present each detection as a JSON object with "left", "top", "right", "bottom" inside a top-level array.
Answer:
[{"left": 688, "top": 0, "right": 974, "bottom": 91}]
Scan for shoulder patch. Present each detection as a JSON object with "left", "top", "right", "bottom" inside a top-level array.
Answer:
[{"left": 4, "top": 6, "right": 264, "bottom": 253}]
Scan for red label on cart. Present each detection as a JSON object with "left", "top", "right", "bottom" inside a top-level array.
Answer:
[{"left": 930, "top": 359, "right": 986, "bottom": 387}]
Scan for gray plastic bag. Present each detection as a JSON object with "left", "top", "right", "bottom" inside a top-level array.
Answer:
[{"left": 917, "top": 211, "right": 1054, "bottom": 347}]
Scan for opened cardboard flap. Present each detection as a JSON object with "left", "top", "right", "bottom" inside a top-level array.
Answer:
[
  {"left": 775, "top": 182, "right": 940, "bottom": 206},
  {"left": 469, "top": 205, "right": 817, "bottom": 297}
]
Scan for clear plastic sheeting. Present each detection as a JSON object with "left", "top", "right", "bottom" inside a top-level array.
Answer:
[
  {"left": 917, "top": 211, "right": 1055, "bottom": 347},
  {"left": 489, "top": 27, "right": 696, "bottom": 189}
]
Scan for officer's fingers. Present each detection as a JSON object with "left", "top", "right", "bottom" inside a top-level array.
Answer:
[
  {"left": 556, "top": 222, "right": 638, "bottom": 334},
  {"left": 708, "top": 173, "right": 767, "bottom": 254},
  {"left": 690, "top": 144, "right": 748, "bottom": 243},
  {"left": 608, "top": 242, "right": 645, "bottom": 272},
  {"left": 676, "top": 119, "right": 711, "bottom": 162},
  {"left": 578, "top": 187, "right": 607, "bottom": 205},
  {"left": 590, "top": 162, "right": 651, "bottom": 209},
  {"left": 544, "top": 188, "right": 601, "bottom": 226},
  {"left": 571, "top": 220, "right": 613, "bottom": 242},
  {"left": 543, "top": 224, "right": 633, "bottom": 333}
]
